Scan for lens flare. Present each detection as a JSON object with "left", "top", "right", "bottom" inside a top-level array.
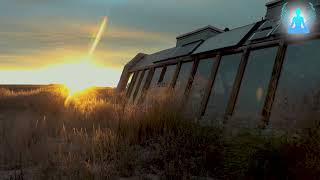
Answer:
[
  {"left": 61, "top": 16, "right": 108, "bottom": 98},
  {"left": 89, "top": 16, "right": 108, "bottom": 57}
]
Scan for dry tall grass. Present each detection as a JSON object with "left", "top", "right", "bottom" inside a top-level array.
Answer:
[
  {"left": 0, "top": 86, "right": 223, "bottom": 179},
  {"left": 1, "top": 86, "right": 320, "bottom": 180}
]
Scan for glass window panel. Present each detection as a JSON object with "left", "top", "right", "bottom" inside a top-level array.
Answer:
[
  {"left": 203, "top": 53, "right": 242, "bottom": 124},
  {"left": 129, "top": 71, "right": 143, "bottom": 102},
  {"left": 234, "top": 47, "right": 278, "bottom": 120},
  {"left": 185, "top": 58, "right": 215, "bottom": 117},
  {"left": 126, "top": 73, "right": 134, "bottom": 90},
  {"left": 270, "top": 40, "right": 320, "bottom": 130},
  {"left": 194, "top": 24, "right": 255, "bottom": 55},
  {"left": 127, "top": 72, "right": 138, "bottom": 97},
  {"left": 160, "top": 65, "right": 177, "bottom": 87},
  {"left": 134, "top": 70, "right": 150, "bottom": 103},
  {"left": 149, "top": 67, "right": 163, "bottom": 89},
  {"left": 174, "top": 62, "right": 193, "bottom": 94}
]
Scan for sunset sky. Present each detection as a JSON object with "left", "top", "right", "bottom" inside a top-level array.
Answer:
[{"left": 0, "top": 0, "right": 267, "bottom": 87}]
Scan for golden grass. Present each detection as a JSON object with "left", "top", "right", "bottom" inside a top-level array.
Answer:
[
  {"left": 1, "top": 86, "right": 320, "bottom": 179},
  {"left": 0, "top": 86, "right": 215, "bottom": 179}
]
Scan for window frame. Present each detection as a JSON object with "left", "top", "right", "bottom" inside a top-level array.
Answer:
[
  {"left": 184, "top": 58, "right": 200, "bottom": 98},
  {"left": 172, "top": 60, "right": 195, "bottom": 90},
  {"left": 171, "top": 61, "right": 182, "bottom": 88},
  {"left": 199, "top": 52, "right": 245, "bottom": 120},
  {"left": 263, "top": 38, "right": 320, "bottom": 126},
  {"left": 230, "top": 45, "right": 281, "bottom": 122},
  {"left": 158, "top": 63, "right": 178, "bottom": 87},
  {"left": 135, "top": 68, "right": 155, "bottom": 104},
  {"left": 260, "top": 43, "right": 287, "bottom": 126},
  {"left": 224, "top": 45, "right": 281, "bottom": 119},
  {"left": 129, "top": 70, "right": 145, "bottom": 103},
  {"left": 125, "top": 72, "right": 134, "bottom": 90},
  {"left": 126, "top": 71, "right": 139, "bottom": 97},
  {"left": 224, "top": 37, "right": 320, "bottom": 126},
  {"left": 183, "top": 57, "right": 217, "bottom": 118},
  {"left": 195, "top": 42, "right": 284, "bottom": 124},
  {"left": 133, "top": 69, "right": 151, "bottom": 104},
  {"left": 149, "top": 66, "right": 165, "bottom": 88}
]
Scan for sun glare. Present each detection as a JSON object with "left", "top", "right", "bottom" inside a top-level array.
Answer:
[
  {"left": 48, "top": 59, "right": 104, "bottom": 97},
  {"left": 62, "top": 16, "right": 109, "bottom": 97},
  {"left": 0, "top": 17, "right": 112, "bottom": 98}
]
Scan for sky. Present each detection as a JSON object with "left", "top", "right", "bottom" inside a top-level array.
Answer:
[{"left": 0, "top": 0, "right": 268, "bottom": 87}]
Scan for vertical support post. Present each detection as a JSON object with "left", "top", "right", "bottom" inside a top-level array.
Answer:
[
  {"left": 131, "top": 70, "right": 146, "bottom": 103},
  {"left": 117, "top": 66, "right": 131, "bottom": 93},
  {"left": 137, "top": 68, "right": 155, "bottom": 103},
  {"left": 260, "top": 42, "right": 287, "bottom": 127},
  {"left": 184, "top": 58, "right": 199, "bottom": 98},
  {"left": 171, "top": 62, "right": 182, "bottom": 89},
  {"left": 198, "top": 54, "right": 222, "bottom": 119},
  {"left": 224, "top": 49, "right": 250, "bottom": 121},
  {"left": 144, "top": 68, "right": 155, "bottom": 91},
  {"left": 158, "top": 66, "right": 167, "bottom": 85},
  {"left": 126, "top": 72, "right": 138, "bottom": 97}
]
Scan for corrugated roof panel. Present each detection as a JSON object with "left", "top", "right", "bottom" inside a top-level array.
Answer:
[{"left": 193, "top": 23, "right": 256, "bottom": 55}]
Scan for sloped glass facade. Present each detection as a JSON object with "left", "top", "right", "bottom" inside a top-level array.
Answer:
[
  {"left": 121, "top": 1, "right": 320, "bottom": 129},
  {"left": 161, "top": 65, "right": 177, "bottom": 87},
  {"left": 149, "top": 67, "right": 163, "bottom": 89},
  {"left": 126, "top": 73, "right": 134, "bottom": 90},
  {"left": 203, "top": 53, "right": 242, "bottom": 124},
  {"left": 128, "top": 71, "right": 143, "bottom": 102},
  {"left": 270, "top": 40, "right": 320, "bottom": 130},
  {"left": 185, "top": 58, "right": 215, "bottom": 118},
  {"left": 134, "top": 69, "right": 150, "bottom": 104},
  {"left": 174, "top": 61, "right": 193, "bottom": 94},
  {"left": 234, "top": 47, "right": 278, "bottom": 120}
]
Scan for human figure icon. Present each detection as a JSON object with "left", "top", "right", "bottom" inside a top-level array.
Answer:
[{"left": 288, "top": 8, "right": 310, "bottom": 34}]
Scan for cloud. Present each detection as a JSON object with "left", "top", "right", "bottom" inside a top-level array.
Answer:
[
  {"left": 0, "top": 17, "right": 174, "bottom": 70},
  {"left": 0, "top": 0, "right": 269, "bottom": 85}
]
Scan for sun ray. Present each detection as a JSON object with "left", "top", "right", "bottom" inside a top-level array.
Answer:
[
  {"left": 89, "top": 16, "right": 108, "bottom": 58},
  {"left": 59, "top": 16, "right": 109, "bottom": 101}
]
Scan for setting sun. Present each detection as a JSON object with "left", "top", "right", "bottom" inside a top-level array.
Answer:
[
  {"left": 51, "top": 16, "right": 109, "bottom": 96},
  {"left": 52, "top": 59, "right": 102, "bottom": 96}
]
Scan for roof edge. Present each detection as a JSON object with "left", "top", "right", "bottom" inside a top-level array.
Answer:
[
  {"left": 126, "top": 53, "right": 148, "bottom": 68},
  {"left": 265, "top": 0, "right": 281, "bottom": 7},
  {"left": 176, "top": 25, "right": 224, "bottom": 40}
]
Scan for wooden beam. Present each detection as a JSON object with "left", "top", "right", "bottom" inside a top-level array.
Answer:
[
  {"left": 184, "top": 58, "right": 199, "bottom": 99},
  {"left": 171, "top": 61, "right": 182, "bottom": 88},
  {"left": 142, "top": 69, "right": 154, "bottom": 91},
  {"left": 260, "top": 42, "right": 287, "bottom": 127},
  {"left": 158, "top": 66, "right": 167, "bottom": 84},
  {"left": 136, "top": 69, "right": 153, "bottom": 104},
  {"left": 198, "top": 54, "right": 222, "bottom": 119},
  {"left": 126, "top": 71, "right": 138, "bottom": 97},
  {"left": 131, "top": 70, "right": 146, "bottom": 103},
  {"left": 129, "top": 56, "right": 193, "bottom": 72},
  {"left": 224, "top": 49, "right": 249, "bottom": 120}
]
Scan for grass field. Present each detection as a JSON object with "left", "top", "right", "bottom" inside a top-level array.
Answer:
[{"left": 1, "top": 86, "right": 320, "bottom": 179}]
